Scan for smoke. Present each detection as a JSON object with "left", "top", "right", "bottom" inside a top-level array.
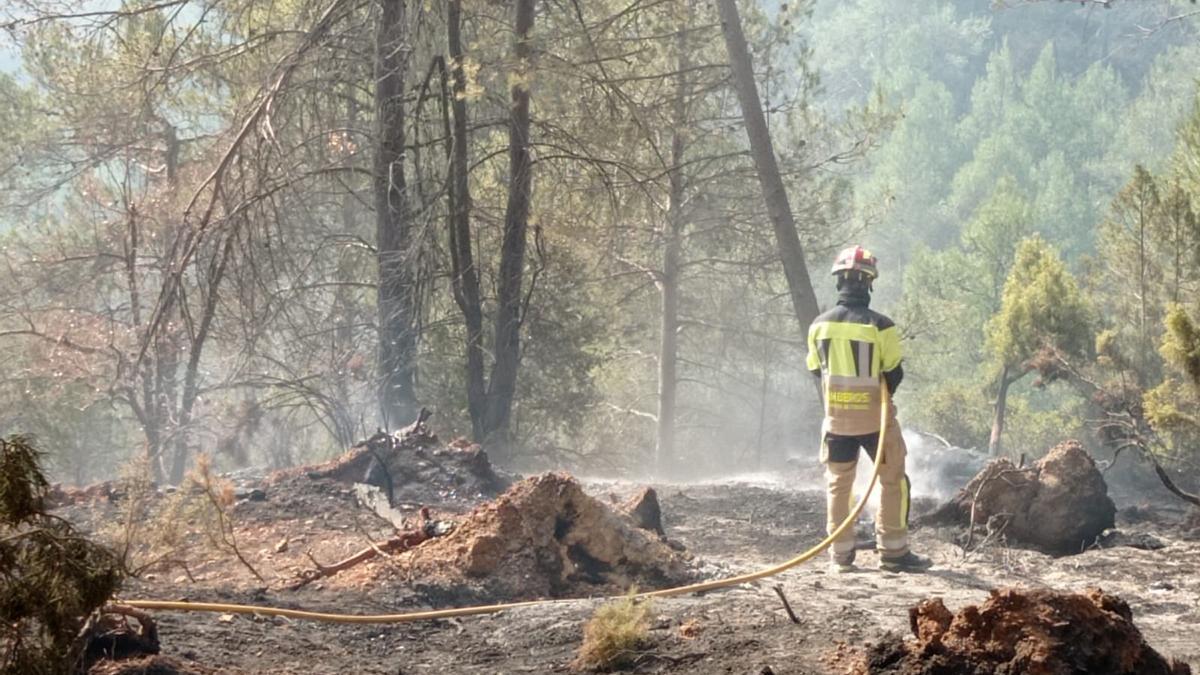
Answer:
[
  {"left": 673, "top": 428, "right": 989, "bottom": 508},
  {"left": 848, "top": 430, "right": 990, "bottom": 516},
  {"left": 900, "top": 431, "right": 990, "bottom": 502}
]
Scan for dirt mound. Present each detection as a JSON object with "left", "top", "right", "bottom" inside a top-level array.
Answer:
[
  {"left": 268, "top": 412, "right": 511, "bottom": 508},
  {"left": 45, "top": 480, "right": 125, "bottom": 506},
  {"left": 855, "top": 588, "right": 1191, "bottom": 675},
  {"left": 398, "top": 472, "right": 692, "bottom": 599},
  {"left": 927, "top": 440, "right": 1116, "bottom": 554}
]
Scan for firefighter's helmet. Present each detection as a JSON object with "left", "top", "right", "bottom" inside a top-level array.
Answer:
[{"left": 831, "top": 245, "right": 878, "bottom": 280}]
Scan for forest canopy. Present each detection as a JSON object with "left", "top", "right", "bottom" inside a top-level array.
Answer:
[{"left": 0, "top": 0, "right": 1197, "bottom": 488}]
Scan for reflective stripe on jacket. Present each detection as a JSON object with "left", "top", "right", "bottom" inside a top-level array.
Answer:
[{"left": 806, "top": 300, "right": 901, "bottom": 436}]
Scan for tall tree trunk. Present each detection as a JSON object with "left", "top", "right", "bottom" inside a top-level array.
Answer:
[
  {"left": 655, "top": 12, "right": 690, "bottom": 476},
  {"left": 482, "top": 0, "right": 536, "bottom": 450},
  {"left": 124, "top": 204, "right": 166, "bottom": 481},
  {"left": 715, "top": 0, "right": 820, "bottom": 333},
  {"left": 152, "top": 305, "right": 178, "bottom": 481},
  {"left": 374, "top": 0, "right": 419, "bottom": 429},
  {"left": 169, "top": 237, "right": 234, "bottom": 483},
  {"left": 447, "top": 0, "right": 487, "bottom": 441},
  {"left": 989, "top": 365, "right": 1012, "bottom": 457},
  {"left": 1138, "top": 195, "right": 1147, "bottom": 354}
]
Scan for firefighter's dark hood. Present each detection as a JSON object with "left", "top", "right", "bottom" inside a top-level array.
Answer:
[{"left": 836, "top": 284, "right": 871, "bottom": 308}]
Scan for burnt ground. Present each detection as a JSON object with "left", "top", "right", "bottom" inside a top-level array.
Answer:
[{"left": 59, "top": 474, "right": 1200, "bottom": 675}]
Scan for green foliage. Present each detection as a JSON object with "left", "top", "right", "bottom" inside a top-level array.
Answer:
[
  {"left": 1143, "top": 306, "right": 1200, "bottom": 467},
  {"left": 0, "top": 436, "right": 122, "bottom": 674},
  {"left": 1175, "top": 92, "right": 1200, "bottom": 195},
  {"left": 1087, "top": 102, "right": 1200, "bottom": 476},
  {"left": 0, "top": 435, "right": 48, "bottom": 526},
  {"left": 1031, "top": 151, "right": 1091, "bottom": 256},
  {"left": 1104, "top": 46, "right": 1200, "bottom": 186},
  {"left": 1093, "top": 161, "right": 1200, "bottom": 383},
  {"left": 1143, "top": 379, "right": 1200, "bottom": 457},
  {"left": 898, "top": 181, "right": 1038, "bottom": 444},
  {"left": 1001, "top": 385, "right": 1087, "bottom": 458},
  {"left": 572, "top": 593, "right": 653, "bottom": 672},
  {"left": 818, "top": 0, "right": 1191, "bottom": 287},
  {"left": 852, "top": 76, "right": 964, "bottom": 282},
  {"left": 904, "top": 381, "right": 991, "bottom": 450},
  {"left": 1141, "top": 308, "right": 1200, "bottom": 470},
  {"left": 1159, "top": 304, "right": 1200, "bottom": 388},
  {"left": 811, "top": 0, "right": 991, "bottom": 109},
  {"left": 985, "top": 237, "right": 1093, "bottom": 372},
  {"left": 819, "top": 0, "right": 1200, "bottom": 465}
]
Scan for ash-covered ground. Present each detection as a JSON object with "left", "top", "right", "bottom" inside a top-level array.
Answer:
[{"left": 56, "top": 452, "right": 1200, "bottom": 675}]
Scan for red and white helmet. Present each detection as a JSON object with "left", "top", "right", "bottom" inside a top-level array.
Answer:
[{"left": 831, "top": 245, "right": 878, "bottom": 280}]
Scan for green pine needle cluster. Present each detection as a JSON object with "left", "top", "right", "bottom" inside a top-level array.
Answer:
[
  {"left": 1160, "top": 305, "right": 1200, "bottom": 389},
  {"left": 1144, "top": 307, "right": 1200, "bottom": 462},
  {"left": 0, "top": 436, "right": 122, "bottom": 675}
]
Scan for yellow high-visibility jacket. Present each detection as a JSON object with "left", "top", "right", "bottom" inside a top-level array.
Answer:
[{"left": 806, "top": 298, "right": 902, "bottom": 437}]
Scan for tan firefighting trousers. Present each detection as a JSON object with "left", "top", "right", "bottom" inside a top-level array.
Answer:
[{"left": 824, "top": 415, "right": 910, "bottom": 559}]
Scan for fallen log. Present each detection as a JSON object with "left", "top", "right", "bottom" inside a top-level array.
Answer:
[
  {"left": 271, "top": 409, "right": 438, "bottom": 486},
  {"left": 287, "top": 507, "right": 441, "bottom": 590}
]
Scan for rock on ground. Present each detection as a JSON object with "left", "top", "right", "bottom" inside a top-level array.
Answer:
[
  {"left": 397, "top": 472, "right": 692, "bottom": 599},
  {"left": 928, "top": 440, "right": 1116, "bottom": 554},
  {"left": 619, "top": 486, "right": 665, "bottom": 537},
  {"left": 857, "top": 587, "right": 1192, "bottom": 675}
]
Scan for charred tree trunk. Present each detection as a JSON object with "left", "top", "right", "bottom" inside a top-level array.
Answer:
[
  {"left": 128, "top": 127, "right": 182, "bottom": 483},
  {"left": 482, "top": 0, "right": 536, "bottom": 450},
  {"left": 989, "top": 365, "right": 1013, "bottom": 457},
  {"left": 447, "top": 0, "right": 487, "bottom": 441},
  {"left": 374, "top": 0, "right": 419, "bottom": 429},
  {"left": 715, "top": 0, "right": 820, "bottom": 333}
]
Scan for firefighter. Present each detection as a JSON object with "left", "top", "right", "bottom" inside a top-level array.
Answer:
[{"left": 807, "top": 246, "right": 932, "bottom": 573}]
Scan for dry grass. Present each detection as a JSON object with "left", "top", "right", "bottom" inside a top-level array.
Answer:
[
  {"left": 183, "top": 454, "right": 263, "bottom": 581},
  {"left": 571, "top": 592, "right": 653, "bottom": 672},
  {"left": 108, "top": 453, "right": 262, "bottom": 582}
]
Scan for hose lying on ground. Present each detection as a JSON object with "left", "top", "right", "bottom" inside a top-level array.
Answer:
[{"left": 123, "top": 385, "right": 892, "bottom": 624}]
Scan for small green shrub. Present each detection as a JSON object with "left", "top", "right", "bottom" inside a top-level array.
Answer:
[{"left": 0, "top": 435, "right": 122, "bottom": 674}]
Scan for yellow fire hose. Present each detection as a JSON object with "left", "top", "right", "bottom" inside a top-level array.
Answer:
[{"left": 123, "top": 385, "right": 891, "bottom": 624}]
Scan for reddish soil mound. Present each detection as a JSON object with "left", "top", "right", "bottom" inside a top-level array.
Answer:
[
  {"left": 856, "top": 588, "right": 1192, "bottom": 675},
  {"left": 928, "top": 440, "right": 1116, "bottom": 554},
  {"left": 46, "top": 480, "right": 128, "bottom": 507},
  {"left": 398, "top": 472, "right": 692, "bottom": 599}
]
